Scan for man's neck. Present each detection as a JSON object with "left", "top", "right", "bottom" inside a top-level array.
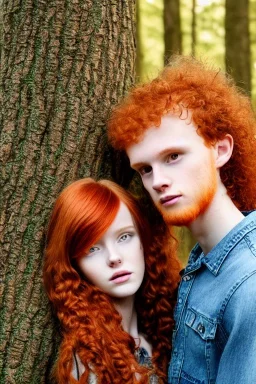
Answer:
[{"left": 188, "top": 184, "right": 244, "bottom": 255}]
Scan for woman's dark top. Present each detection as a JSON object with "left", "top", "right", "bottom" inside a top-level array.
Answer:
[{"left": 73, "top": 347, "right": 159, "bottom": 383}]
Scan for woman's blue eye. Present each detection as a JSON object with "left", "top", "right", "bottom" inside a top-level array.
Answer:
[
  {"left": 88, "top": 246, "right": 100, "bottom": 253},
  {"left": 118, "top": 233, "right": 132, "bottom": 243}
]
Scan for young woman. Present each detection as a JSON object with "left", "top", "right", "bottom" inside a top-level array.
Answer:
[{"left": 44, "top": 178, "right": 180, "bottom": 383}]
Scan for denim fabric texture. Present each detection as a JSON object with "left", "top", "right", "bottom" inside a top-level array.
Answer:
[{"left": 168, "top": 211, "right": 256, "bottom": 384}]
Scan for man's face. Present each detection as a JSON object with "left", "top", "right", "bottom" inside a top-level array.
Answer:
[{"left": 127, "top": 114, "right": 218, "bottom": 226}]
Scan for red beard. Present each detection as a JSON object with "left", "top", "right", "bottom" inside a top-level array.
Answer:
[{"left": 156, "top": 157, "right": 218, "bottom": 226}]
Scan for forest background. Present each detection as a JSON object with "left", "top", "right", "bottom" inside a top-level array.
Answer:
[{"left": 0, "top": 0, "right": 253, "bottom": 382}]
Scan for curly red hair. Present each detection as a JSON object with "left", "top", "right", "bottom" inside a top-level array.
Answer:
[
  {"left": 44, "top": 178, "right": 181, "bottom": 383},
  {"left": 108, "top": 55, "right": 256, "bottom": 211}
]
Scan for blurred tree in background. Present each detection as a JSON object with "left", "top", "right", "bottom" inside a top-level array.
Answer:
[
  {"left": 164, "top": 0, "right": 182, "bottom": 63},
  {"left": 138, "top": 0, "right": 254, "bottom": 99},
  {"left": 226, "top": 0, "right": 251, "bottom": 94},
  {"left": 191, "top": 0, "right": 196, "bottom": 55}
]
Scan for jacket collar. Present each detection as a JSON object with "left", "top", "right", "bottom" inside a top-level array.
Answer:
[{"left": 184, "top": 211, "right": 256, "bottom": 276}]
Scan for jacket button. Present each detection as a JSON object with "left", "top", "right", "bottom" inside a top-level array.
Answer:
[{"left": 197, "top": 323, "right": 205, "bottom": 334}]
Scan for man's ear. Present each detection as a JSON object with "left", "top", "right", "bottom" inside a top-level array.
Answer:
[{"left": 214, "top": 134, "right": 233, "bottom": 169}]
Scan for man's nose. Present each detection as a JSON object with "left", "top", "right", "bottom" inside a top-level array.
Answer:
[{"left": 152, "top": 169, "right": 171, "bottom": 192}]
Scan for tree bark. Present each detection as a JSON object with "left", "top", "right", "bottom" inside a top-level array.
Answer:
[
  {"left": 163, "top": 0, "right": 182, "bottom": 65},
  {"left": 0, "top": 1, "right": 136, "bottom": 382},
  {"left": 136, "top": 0, "right": 143, "bottom": 80},
  {"left": 225, "top": 0, "right": 251, "bottom": 94}
]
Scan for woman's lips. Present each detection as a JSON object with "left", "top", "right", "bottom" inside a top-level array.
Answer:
[
  {"left": 160, "top": 195, "right": 181, "bottom": 206},
  {"left": 110, "top": 271, "right": 132, "bottom": 284}
]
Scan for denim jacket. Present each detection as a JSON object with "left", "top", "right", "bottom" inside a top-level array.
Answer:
[{"left": 168, "top": 211, "right": 256, "bottom": 384}]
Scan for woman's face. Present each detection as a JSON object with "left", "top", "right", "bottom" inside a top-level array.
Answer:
[{"left": 78, "top": 202, "right": 145, "bottom": 299}]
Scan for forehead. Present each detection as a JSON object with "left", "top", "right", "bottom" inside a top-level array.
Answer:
[
  {"left": 107, "top": 202, "right": 134, "bottom": 232},
  {"left": 127, "top": 114, "right": 204, "bottom": 166}
]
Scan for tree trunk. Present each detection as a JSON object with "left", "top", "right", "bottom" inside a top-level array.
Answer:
[
  {"left": 163, "top": 0, "right": 182, "bottom": 64},
  {"left": 136, "top": 0, "right": 143, "bottom": 80},
  {"left": 225, "top": 0, "right": 251, "bottom": 94},
  {"left": 0, "top": 1, "right": 136, "bottom": 383}
]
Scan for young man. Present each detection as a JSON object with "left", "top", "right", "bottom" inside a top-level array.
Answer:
[{"left": 108, "top": 56, "right": 256, "bottom": 383}]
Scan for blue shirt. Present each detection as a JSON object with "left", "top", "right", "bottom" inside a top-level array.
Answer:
[{"left": 168, "top": 211, "right": 256, "bottom": 384}]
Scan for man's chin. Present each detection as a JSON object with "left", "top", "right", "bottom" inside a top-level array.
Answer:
[
  {"left": 162, "top": 213, "right": 197, "bottom": 227},
  {"left": 157, "top": 205, "right": 201, "bottom": 227}
]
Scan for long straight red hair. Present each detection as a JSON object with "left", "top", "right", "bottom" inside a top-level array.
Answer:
[{"left": 44, "top": 178, "right": 181, "bottom": 383}]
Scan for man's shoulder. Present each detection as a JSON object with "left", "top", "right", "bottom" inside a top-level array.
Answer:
[
  {"left": 220, "top": 241, "right": 256, "bottom": 319},
  {"left": 223, "top": 269, "right": 256, "bottom": 329},
  {"left": 221, "top": 233, "right": 256, "bottom": 285},
  {"left": 230, "top": 224, "right": 256, "bottom": 266},
  {"left": 240, "top": 220, "right": 256, "bottom": 258},
  {"left": 214, "top": 211, "right": 256, "bottom": 272}
]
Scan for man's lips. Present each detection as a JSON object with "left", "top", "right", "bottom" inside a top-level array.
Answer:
[
  {"left": 109, "top": 271, "right": 132, "bottom": 281},
  {"left": 160, "top": 195, "right": 181, "bottom": 206}
]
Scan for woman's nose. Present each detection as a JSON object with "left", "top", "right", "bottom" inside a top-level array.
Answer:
[
  {"left": 107, "top": 247, "right": 122, "bottom": 267},
  {"left": 108, "top": 258, "right": 122, "bottom": 267}
]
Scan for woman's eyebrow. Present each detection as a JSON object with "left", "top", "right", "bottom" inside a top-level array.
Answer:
[{"left": 115, "top": 225, "right": 135, "bottom": 233}]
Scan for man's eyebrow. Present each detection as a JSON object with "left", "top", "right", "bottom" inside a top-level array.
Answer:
[
  {"left": 131, "top": 146, "right": 184, "bottom": 169},
  {"left": 130, "top": 161, "right": 147, "bottom": 170},
  {"left": 158, "top": 147, "right": 183, "bottom": 156}
]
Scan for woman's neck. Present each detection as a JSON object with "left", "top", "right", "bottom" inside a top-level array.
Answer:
[
  {"left": 113, "top": 296, "right": 139, "bottom": 339},
  {"left": 113, "top": 295, "right": 152, "bottom": 355}
]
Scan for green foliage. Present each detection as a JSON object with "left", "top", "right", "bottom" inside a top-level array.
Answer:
[
  {"left": 138, "top": 0, "right": 256, "bottom": 106},
  {"left": 139, "top": 0, "right": 226, "bottom": 80},
  {"left": 138, "top": 0, "right": 164, "bottom": 80},
  {"left": 182, "top": 0, "right": 225, "bottom": 67}
]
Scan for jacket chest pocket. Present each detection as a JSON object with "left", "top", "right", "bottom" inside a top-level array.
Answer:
[
  {"left": 185, "top": 308, "right": 217, "bottom": 341},
  {"left": 182, "top": 308, "right": 218, "bottom": 383}
]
